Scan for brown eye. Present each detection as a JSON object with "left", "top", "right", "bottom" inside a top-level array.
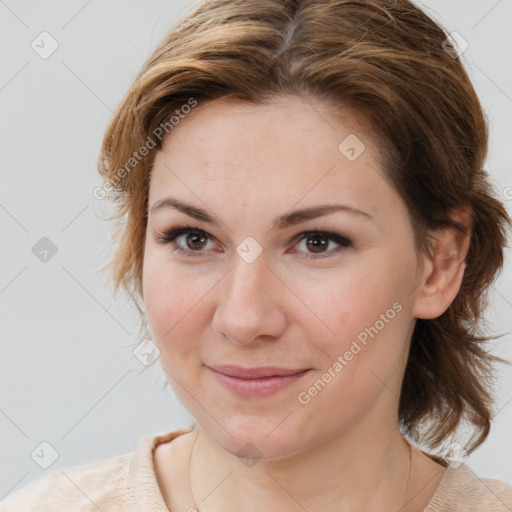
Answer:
[
  {"left": 305, "top": 234, "right": 329, "bottom": 253},
  {"left": 157, "top": 225, "right": 351, "bottom": 261},
  {"left": 293, "top": 230, "right": 352, "bottom": 260},
  {"left": 156, "top": 225, "right": 216, "bottom": 258},
  {"left": 185, "top": 232, "right": 208, "bottom": 250}
]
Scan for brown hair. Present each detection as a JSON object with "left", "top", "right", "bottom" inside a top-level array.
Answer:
[{"left": 97, "top": 0, "right": 510, "bottom": 454}]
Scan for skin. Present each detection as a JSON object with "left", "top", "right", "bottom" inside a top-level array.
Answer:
[{"left": 142, "top": 94, "right": 472, "bottom": 511}]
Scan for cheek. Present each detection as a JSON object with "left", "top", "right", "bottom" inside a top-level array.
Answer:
[
  {"left": 142, "top": 250, "right": 216, "bottom": 350},
  {"left": 296, "top": 273, "right": 410, "bottom": 426},
  {"left": 301, "top": 267, "right": 395, "bottom": 340},
  {"left": 300, "top": 253, "right": 413, "bottom": 377}
]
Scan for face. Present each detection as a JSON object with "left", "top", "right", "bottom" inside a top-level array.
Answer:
[{"left": 142, "top": 94, "right": 425, "bottom": 460}]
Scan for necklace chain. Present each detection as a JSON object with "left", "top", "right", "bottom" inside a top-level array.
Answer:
[{"left": 187, "top": 429, "right": 412, "bottom": 512}]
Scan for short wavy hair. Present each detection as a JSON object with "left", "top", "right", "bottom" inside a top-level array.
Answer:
[{"left": 97, "top": 0, "right": 510, "bottom": 454}]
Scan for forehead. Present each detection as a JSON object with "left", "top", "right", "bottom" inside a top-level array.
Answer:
[
  {"left": 148, "top": 94, "right": 396, "bottom": 221},
  {"left": 159, "top": 94, "right": 376, "bottom": 160}
]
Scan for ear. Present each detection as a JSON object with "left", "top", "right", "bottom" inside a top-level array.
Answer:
[{"left": 412, "top": 206, "right": 473, "bottom": 320}]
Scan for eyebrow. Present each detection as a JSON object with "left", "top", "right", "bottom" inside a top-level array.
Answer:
[{"left": 150, "top": 196, "right": 373, "bottom": 230}]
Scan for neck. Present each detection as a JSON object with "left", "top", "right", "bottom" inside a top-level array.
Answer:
[{"left": 188, "top": 418, "right": 414, "bottom": 512}]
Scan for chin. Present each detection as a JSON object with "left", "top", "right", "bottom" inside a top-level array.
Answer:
[{"left": 204, "top": 416, "right": 308, "bottom": 462}]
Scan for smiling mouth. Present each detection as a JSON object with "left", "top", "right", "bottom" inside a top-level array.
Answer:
[{"left": 206, "top": 365, "right": 311, "bottom": 398}]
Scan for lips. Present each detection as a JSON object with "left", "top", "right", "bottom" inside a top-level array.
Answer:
[
  {"left": 208, "top": 364, "right": 309, "bottom": 378},
  {"left": 206, "top": 364, "right": 311, "bottom": 398}
]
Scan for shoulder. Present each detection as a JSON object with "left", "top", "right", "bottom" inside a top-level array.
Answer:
[
  {"left": 0, "top": 450, "right": 133, "bottom": 512},
  {"left": 0, "top": 428, "right": 191, "bottom": 512},
  {"left": 427, "top": 462, "right": 512, "bottom": 511},
  {"left": 477, "top": 476, "right": 512, "bottom": 508}
]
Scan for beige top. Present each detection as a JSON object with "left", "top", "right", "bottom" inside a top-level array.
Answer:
[{"left": 1, "top": 429, "right": 512, "bottom": 511}]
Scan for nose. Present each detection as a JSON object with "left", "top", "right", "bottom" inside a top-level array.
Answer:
[{"left": 211, "top": 253, "right": 288, "bottom": 346}]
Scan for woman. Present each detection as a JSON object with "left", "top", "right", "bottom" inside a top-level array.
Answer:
[{"left": 2, "top": 0, "right": 511, "bottom": 510}]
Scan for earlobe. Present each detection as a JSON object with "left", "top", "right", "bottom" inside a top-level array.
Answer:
[{"left": 412, "top": 207, "right": 473, "bottom": 320}]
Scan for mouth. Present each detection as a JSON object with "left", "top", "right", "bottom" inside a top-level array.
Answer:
[{"left": 206, "top": 365, "right": 311, "bottom": 398}]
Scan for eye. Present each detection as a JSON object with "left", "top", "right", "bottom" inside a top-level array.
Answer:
[
  {"left": 291, "top": 229, "right": 352, "bottom": 260},
  {"left": 155, "top": 224, "right": 352, "bottom": 260},
  {"left": 155, "top": 224, "right": 217, "bottom": 258}
]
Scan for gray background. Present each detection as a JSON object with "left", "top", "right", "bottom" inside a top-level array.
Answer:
[{"left": 1, "top": 0, "right": 511, "bottom": 498}]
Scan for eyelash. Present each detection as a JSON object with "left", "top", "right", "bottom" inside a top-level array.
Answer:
[{"left": 155, "top": 223, "right": 352, "bottom": 261}]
